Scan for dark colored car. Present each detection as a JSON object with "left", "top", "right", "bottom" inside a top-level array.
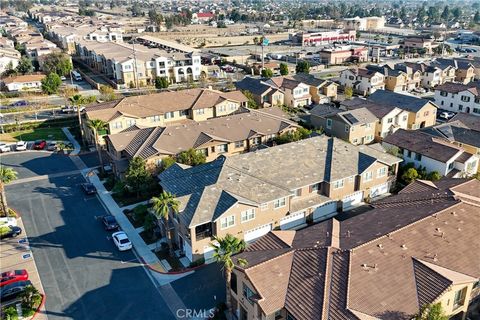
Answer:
[
  {"left": 10, "top": 100, "right": 28, "bottom": 107},
  {"left": 0, "top": 226, "right": 22, "bottom": 239},
  {"left": 0, "top": 280, "right": 32, "bottom": 302},
  {"left": 0, "top": 270, "right": 28, "bottom": 288},
  {"left": 102, "top": 215, "right": 119, "bottom": 231},
  {"left": 81, "top": 183, "right": 97, "bottom": 195},
  {"left": 33, "top": 140, "right": 46, "bottom": 150}
]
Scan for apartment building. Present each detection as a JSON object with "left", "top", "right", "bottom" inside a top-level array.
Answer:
[
  {"left": 366, "top": 64, "right": 409, "bottom": 92},
  {"left": 235, "top": 77, "right": 285, "bottom": 108},
  {"left": 230, "top": 178, "right": 480, "bottom": 320},
  {"left": 290, "top": 73, "right": 338, "bottom": 103},
  {"left": 264, "top": 77, "right": 311, "bottom": 108},
  {"left": 341, "top": 97, "right": 410, "bottom": 140},
  {"left": 367, "top": 90, "right": 437, "bottom": 129},
  {"left": 158, "top": 136, "right": 402, "bottom": 262},
  {"left": 74, "top": 37, "right": 202, "bottom": 88},
  {"left": 339, "top": 68, "right": 385, "bottom": 95},
  {"left": 383, "top": 129, "right": 479, "bottom": 177},
  {"left": 433, "top": 58, "right": 476, "bottom": 84},
  {"left": 290, "top": 30, "right": 356, "bottom": 46},
  {"left": 434, "top": 82, "right": 480, "bottom": 117},
  {"left": 83, "top": 88, "right": 248, "bottom": 143},
  {"left": 309, "top": 104, "right": 377, "bottom": 145},
  {"left": 394, "top": 63, "right": 422, "bottom": 90},
  {"left": 105, "top": 108, "right": 299, "bottom": 175}
]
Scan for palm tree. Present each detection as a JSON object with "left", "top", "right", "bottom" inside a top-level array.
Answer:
[
  {"left": 87, "top": 119, "right": 108, "bottom": 175},
  {"left": 70, "top": 94, "right": 86, "bottom": 145},
  {"left": 0, "top": 167, "right": 18, "bottom": 216},
  {"left": 211, "top": 234, "right": 248, "bottom": 315},
  {"left": 151, "top": 191, "right": 180, "bottom": 255}
]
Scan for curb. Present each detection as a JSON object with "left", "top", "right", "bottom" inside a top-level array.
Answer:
[
  {"left": 31, "top": 293, "right": 46, "bottom": 320},
  {"left": 139, "top": 256, "right": 207, "bottom": 275}
]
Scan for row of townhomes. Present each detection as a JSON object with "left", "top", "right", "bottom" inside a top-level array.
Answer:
[
  {"left": 236, "top": 74, "right": 337, "bottom": 108},
  {"left": 339, "top": 57, "right": 476, "bottom": 95},
  {"left": 158, "top": 136, "right": 403, "bottom": 262},
  {"left": 434, "top": 82, "right": 480, "bottom": 117},
  {"left": 309, "top": 90, "right": 438, "bottom": 144},
  {"left": 230, "top": 178, "right": 480, "bottom": 320}
]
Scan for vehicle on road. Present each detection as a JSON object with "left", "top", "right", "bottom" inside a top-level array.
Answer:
[
  {"left": 81, "top": 183, "right": 97, "bottom": 195},
  {"left": 33, "top": 140, "right": 46, "bottom": 150},
  {"left": 61, "top": 106, "right": 85, "bottom": 113},
  {"left": 0, "top": 217, "right": 17, "bottom": 227},
  {"left": 0, "top": 270, "right": 28, "bottom": 288},
  {"left": 16, "top": 141, "right": 27, "bottom": 151},
  {"left": 46, "top": 141, "right": 57, "bottom": 151},
  {"left": 439, "top": 111, "right": 455, "bottom": 119},
  {"left": 60, "top": 76, "right": 67, "bottom": 81},
  {"left": 0, "top": 226, "right": 22, "bottom": 239},
  {"left": 0, "top": 143, "right": 11, "bottom": 153},
  {"left": 0, "top": 280, "right": 32, "bottom": 302},
  {"left": 71, "top": 70, "right": 83, "bottom": 81},
  {"left": 10, "top": 100, "right": 28, "bottom": 107},
  {"left": 413, "top": 87, "right": 426, "bottom": 94},
  {"left": 102, "top": 215, "right": 119, "bottom": 231},
  {"left": 112, "top": 231, "right": 132, "bottom": 251}
]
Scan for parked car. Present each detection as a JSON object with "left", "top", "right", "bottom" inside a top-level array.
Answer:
[
  {"left": 33, "top": 140, "right": 46, "bottom": 150},
  {"left": 61, "top": 106, "right": 85, "bottom": 113},
  {"left": 0, "top": 217, "right": 17, "bottom": 227},
  {"left": 0, "top": 226, "right": 22, "bottom": 239},
  {"left": 0, "top": 270, "right": 28, "bottom": 288},
  {"left": 60, "top": 76, "right": 67, "bottom": 81},
  {"left": 439, "top": 111, "right": 455, "bottom": 119},
  {"left": 10, "top": 100, "right": 28, "bottom": 107},
  {"left": 413, "top": 87, "right": 426, "bottom": 94},
  {"left": 16, "top": 141, "right": 27, "bottom": 151},
  {"left": 112, "top": 231, "right": 132, "bottom": 251},
  {"left": 81, "top": 183, "right": 96, "bottom": 195},
  {"left": 0, "top": 143, "right": 11, "bottom": 153},
  {"left": 46, "top": 141, "right": 57, "bottom": 151},
  {"left": 102, "top": 215, "right": 119, "bottom": 231},
  {"left": 0, "top": 280, "right": 32, "bottom": 302}
]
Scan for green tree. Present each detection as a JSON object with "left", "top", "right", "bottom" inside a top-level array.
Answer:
[
  {"left": 41, "top": 52, "right": 73, "bottom": 76},
  {"left": 151, "top": 191, "right": 180, "bottom": 255},
  {"left": 88, "top": 119, "right": 108, "bottom": 175},
  {"left": 41, "top": 72, "right": 62, "bottom": 94},
  {"left": 261, "top": 68, "right": 273, "bottom": 78},
  {"left": 242, "top": 90, "right": 258, "bottom": 109},
  {"left": 414, "top": 303, "right": 448, "bottom": 320},
  {"left": 125, "top": 157, "right": 153, "bottom": 198},
  {"left": 275, "top": 127, "right": 312, "bottom": 145},
  {"left": 441, "top": 6, "right": 450, "bottom": 21},
  {"left": 160, "top": 156, "right": 175, "bottom": 171},
  {"left": 210, "top": 234, "right": 247, "bottom": 315},
  {"left": 15, "top": 56, "right": 34, "bottom": 74},
  {"left": 20, "top": 285, "right": 42, "bottom": 311},
  {"left": 279, "top": 63, "right": 289, "bottom": 76},
  {"left": 0, "top": 167, "right": 18, "bottom": 216},
  {"left": 99, "top": 85, "right": 116, "bottom": 101},
  {"left": 154, "top": 76, "right": 169, "bottom": 89},
  {"left": 177, "top": 148, "right": 206, "bottom": 166},
  {"left": 2, "top": 61, "right": 17, "bottom": 77},
  {"left": 426, "top": 171, "right": 441, "bottom": 181},
  {"left": 452, "top": 7, "right": 462, "bottom": 19},
  {"left": 143, "top": 213, "right": 156, "bottom": 236},
  {"left": 402, "top": 167, "right": 419, "bottom": 184},
  {"left": 295, "top": 60, "right": 310, "bottom": 74},
  {"left": 344, "top": 86, "right": 353, "bottom": 99}
]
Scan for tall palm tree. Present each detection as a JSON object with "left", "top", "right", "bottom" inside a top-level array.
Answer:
[
  {"left": 151, "top": 191, "right": 180, "bottom": 255},
  {"left": 211, "top": 234, "right": 247, "bottom": 315},
  {"left": 87, "top": 119, "right": 108, "bottom": 175},
  {"left": 70, "top": 94, "right": 86, "bottom": 145},
  {"left": 0, "top": 167, "right": 18, "bottom": 216}
]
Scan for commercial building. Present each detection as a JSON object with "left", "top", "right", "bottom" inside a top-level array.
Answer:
[
  {"left": 290, "top": 30, "right": 356, "bottom": 46},
  {"left": 343, "top": 16, "right": 386, "bottom": 30},
  {"left": 318, "top": 45, "right": 368, "bottom": 65}
]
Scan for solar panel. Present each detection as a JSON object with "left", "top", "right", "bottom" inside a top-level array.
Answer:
[{"left": 344, "top": 113, "right": 359, "bottom": 124}]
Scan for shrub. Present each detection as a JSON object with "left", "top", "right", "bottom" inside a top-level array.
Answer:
[
  {"left": 189, "top": 257, "right": 205, "bottom": 268},
  {"left": 133, "top": 204, "right": 148, "bottom": 221},
  {"left": 3, "top": 306, "right": 18, "bottom": 320},
  {"left": 0, "top": 225, "right": 12, "bottom": 237},
  {"left": 143, "top": 213, "right": 157, "bottom": 234}
]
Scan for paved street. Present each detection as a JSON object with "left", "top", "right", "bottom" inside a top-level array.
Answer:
[{"left": 2, "top": 152, "right": 175, "bottom": 320}]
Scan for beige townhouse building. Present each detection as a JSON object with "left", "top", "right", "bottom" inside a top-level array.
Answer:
[
  {"left": 83, "top": 88, "right": 248, "bottom": 144},
  {"left": 264, "top": 76, "right": 312, "bottom": 108},
  {"left": 104, "top": 107, "right": 299, "bottom": 175},
  {"left": 158, "top": 136, "right": 402, "bottom": 263},
  {"left": 291, "top": 73, "right": 338, "bottom": 103},
  {"left": 339, "top": 68, "right": 385, "bottom": 96},
  {"left": 434, "top": 58, "right": 476, "bottom": 84},
  {"left": 309, "top": 104, "right": 377, "bottom": 145},
  {"left": 235, "top": 77, "right": 285, "bottom": 108},
  {"left": 394, "top": 63, "right": 422, "bottom": 90},
  {"left": 230, "top": 178, "right": 480, "bottom": 320}
]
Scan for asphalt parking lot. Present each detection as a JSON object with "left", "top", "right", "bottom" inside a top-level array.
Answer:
[{"left": 2, "top": 152, "right": 174, "bottom": 320}]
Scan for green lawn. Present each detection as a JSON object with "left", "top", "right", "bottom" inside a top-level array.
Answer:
[{"left": 0, "top": 128, "right": 67, "bottom": 142}]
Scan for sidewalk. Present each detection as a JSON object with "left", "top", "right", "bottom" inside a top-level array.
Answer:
[{"left": 61, "top": 127, "right": 80, "bottom": 155}]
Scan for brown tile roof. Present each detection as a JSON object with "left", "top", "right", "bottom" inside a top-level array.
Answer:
[
  {"left": 435, "top": 82, "right": 480, "bottom": 96},
  {"left": 449, "top": 113, "right": 480, "bottom": 132},
  {"left": 2, "top": 74, "right": 45, "bottom": 84}
]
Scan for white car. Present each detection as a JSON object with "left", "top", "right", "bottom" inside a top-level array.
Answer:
[
  {"left": 0, "top": 143, "right": 11, "bottom": 153},
  {"left": 16, "top": 141, "right": 27, "bottom": 151},
  {"left": 440, "top": 111, "right": 455, "bottom": 119},
  {"left": 0, "top": 217, "right": 17, "bottom": 227},
  {"left": 112, "top": 231, "right": 132, "bottom": 251}
]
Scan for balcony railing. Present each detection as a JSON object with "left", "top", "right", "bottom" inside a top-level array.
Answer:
[{"left": 196, "top": 230, "right": 212, "bottom": 241}]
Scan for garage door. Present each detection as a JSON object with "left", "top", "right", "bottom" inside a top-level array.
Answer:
[
  {"left": 313, "top": 201, "right": 337, "bottom": 221},
  {"left": 244, "top": 223, "right": 272, "bottom": 242},
  {"left": 280, "top": 211, "right": 306, "bottom": 230},
  {"left": 370, "top": 183, "right": 389, "bottom": 198},
  {"left": 342, "top": 191, "right": 364, "bottom": 210}
]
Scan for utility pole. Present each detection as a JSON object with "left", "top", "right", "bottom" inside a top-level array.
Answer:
[{"left": 132, "top": 36, "right": 139, "bottom": 89}]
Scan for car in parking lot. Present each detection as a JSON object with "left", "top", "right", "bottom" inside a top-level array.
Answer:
[
  {"left": 0, "top": 226, "right": 22, "bottom": 239},
  {"left": 0, "top": 280, "right": 32, "bottom": 302},
  {"left": 0, "top": 270, "right": 28, "bottom": 288},
  {"left": 102, "top": 215, "right": 119, "bottom": 231},
  {"left": 33, "top": 140, "right": 46, "bottom": 150},
  {"left": 61, "top": 106, "right": 85, "bottom": 113},
  {"left": 16, "top": 141, "right": 27, "bottom": 151},
  {"left": 9, "top": 100, "right": 28, "bottom": 107},
  {"left": 112, "top": 231, "right": 132, "bottom": 251},
  {"left": 0, "top": 143, "right": 11, "bottom": 153},
  {"left": 439, "top": 111, "right": 455, "bottom": 119},
  {"left": 46, "top": 141, "right": 57, "bottom": 151},
  {"left": 81, "top": 183, "right": 97, "bottom": 195}
]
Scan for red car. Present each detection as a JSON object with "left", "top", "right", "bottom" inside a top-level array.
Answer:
[
  {"left": 33, "top": 140, "right": 46, "bottom": 150},
  {"left": 0, "top": 270, "right": 28, "bottom": 287}
]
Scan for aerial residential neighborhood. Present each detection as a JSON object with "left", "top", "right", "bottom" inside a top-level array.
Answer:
[{"left": 0, "top": 1, "right": 479, "bottom": 320}]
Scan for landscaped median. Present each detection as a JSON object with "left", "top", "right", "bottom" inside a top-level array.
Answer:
[{"left": 1, "top": 287, "right": 45, "bottom": 320}]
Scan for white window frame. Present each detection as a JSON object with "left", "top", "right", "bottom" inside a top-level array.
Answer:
[
  {"left": 220, "top": 215, "right": 235, "bottom": 229},
  {"left": 377, "top": 167, "right": 387, "bottom": 178},
  {"left": 240, "top": 208, "right": 255, "bottom": 223},
  {"left": 260, "top": 203, "right": 268, "bottom": 211},
  {"left": 165, "top": 111, "right": 175, "bottom": 119},
  {"left": 333, "top": 179, "right": 344, "bottom": 189},
  {"left": 273, "top": 197, "right": 286, "bottom": 209},
  {"left": 364, "top": 171, "right": 373, "bottom": 182}
]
